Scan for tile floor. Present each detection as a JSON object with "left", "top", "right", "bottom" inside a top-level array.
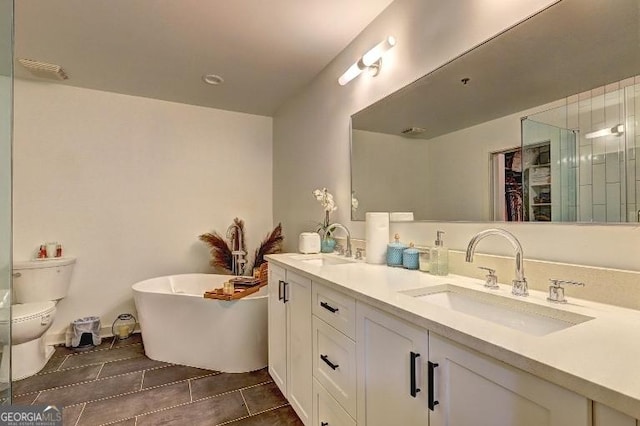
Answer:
[{"left": 12, "top": 334, "right": 302, "bottom": 426}]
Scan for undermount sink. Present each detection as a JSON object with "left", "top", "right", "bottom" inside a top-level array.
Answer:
[
  {"left": 291, "top": 254, "right": 356, "bottom": 266},
  {"left": 402, "top": 284, "right": 593, "bottom": 336}
]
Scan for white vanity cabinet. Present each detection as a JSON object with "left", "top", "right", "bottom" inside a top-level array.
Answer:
[
  {"left": 268, "top": 258, "right": 639, "bottom": 426},
  {"left": 428, "top": 333, "right": 589, "bottom": 426},
  {"left": 592, "top": 403, "right": 638, "bottom": 426},
  {"left": 356, "top": 302, "right": 430, "bottom": 426},
  {"left": 312, "top": 283, "right": 358, "bottom": 425},
  {"left": 268, "top": 264, "right": 312, "bottom": 425},
  {"left": 355, "top": 301, "right": 589, "bottom": 426}
]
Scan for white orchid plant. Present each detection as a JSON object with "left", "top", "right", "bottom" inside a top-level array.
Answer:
[{"left": 313, "top": 187, "right": 337, "bottom": 238}]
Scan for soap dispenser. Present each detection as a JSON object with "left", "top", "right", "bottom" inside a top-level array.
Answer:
[{"left": 429, "top": 231, "right": 449, "bottom": 276}]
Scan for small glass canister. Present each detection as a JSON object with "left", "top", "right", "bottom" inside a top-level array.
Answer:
[
  {"left": 402, "top": 243, "right": 419, "bottom": 270},
  {"left": 416, "top": 245, "right": 431, "bottom": 272},
  {"left": 112, "top": 313, "right": 136, "bottom": 340},
  {"left": 387, "top": 233, "right": 407, "bottom": 267}
]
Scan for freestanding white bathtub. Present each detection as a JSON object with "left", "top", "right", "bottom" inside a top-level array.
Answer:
[{"left": 132, "top": 274, "right": 267, "bottom": 373}]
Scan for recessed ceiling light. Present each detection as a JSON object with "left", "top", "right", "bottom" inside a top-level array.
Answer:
[{"left": 202, "top": 74, "right": 224, "bottom": 85}]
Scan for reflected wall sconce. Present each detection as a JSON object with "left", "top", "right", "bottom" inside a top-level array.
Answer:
[
  {"left": 585, "top": 124, "right": 624, "bottom": 139},
  {"left": 338, "top": 36, "right": 396, "bottom": 86}
]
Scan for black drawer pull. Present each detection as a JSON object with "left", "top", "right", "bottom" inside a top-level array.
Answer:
[
  {"left": 321, "top": 423, "right": 328, "bottom": 426},
  {"left": 320, "top": 301, "right": 339, "bottom": 313},
  {"left": 410, "top": 351, "right": 421, "bottom": 397},
  {"left": 428, "top": 361, "right": 439, "bottom": 410},
  {"left": 278, "top": 280, "right": 284, "bottom": 301},
  {"left": 320, "top": 354, "right": 339, "bottom": 370}
]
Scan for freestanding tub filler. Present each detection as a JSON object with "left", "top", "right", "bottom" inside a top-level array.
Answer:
[{"left": 133, "top": 274, "right": 267, "bottom": 373}]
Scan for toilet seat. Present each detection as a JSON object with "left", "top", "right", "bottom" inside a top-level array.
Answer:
[{"left": 0, "top": 302, "right": 56, "bottom": 324}]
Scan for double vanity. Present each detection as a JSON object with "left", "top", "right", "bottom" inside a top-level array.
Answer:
[{"left": 266, "top": 251, "right": 640, "bottom": 426}]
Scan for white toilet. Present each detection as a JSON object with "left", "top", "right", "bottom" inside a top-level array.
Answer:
[{"left": 0, "top": 257, "right": 75, "bottom": 380}]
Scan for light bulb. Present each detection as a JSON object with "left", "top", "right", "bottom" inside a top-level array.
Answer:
[
  {"left": 362, "top": 36, "right": 396, "bottom": 67},
  {"left": 338, "top": 62, "right": 364, "bottom": 86}
]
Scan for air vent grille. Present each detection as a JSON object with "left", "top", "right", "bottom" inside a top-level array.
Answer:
[
  {"left": 400, "top": 127, "right": 426, "bottom": 136},
  {"left": 18, "top": 58, "right": 68, "bottom": 80}
]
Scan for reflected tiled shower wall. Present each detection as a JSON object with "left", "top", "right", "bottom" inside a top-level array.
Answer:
[{"left": 568, "top": 76, "right": 639, "bottom": 222}]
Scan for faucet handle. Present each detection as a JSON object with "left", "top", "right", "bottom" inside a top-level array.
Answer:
[
  {"left": 547, "top": 279, "right": 585, "bottom": 303},
  {"left": 334, "top": 243, "right": 344, "bottom": 255},
  {"left": 478, "top": 267, "right": 499, "bottom": 289},
  {"left": 355, "top": 248, "right": 365, "bottom": 260}
]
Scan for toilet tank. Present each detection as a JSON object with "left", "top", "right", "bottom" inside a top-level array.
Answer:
[{"left": 13, "top": 258, "right": 76, "bottom": 303}]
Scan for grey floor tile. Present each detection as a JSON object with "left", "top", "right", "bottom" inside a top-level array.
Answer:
[
  {"left": 107, "top": 419, "right": 136, "bottom": 426},
  {"left": 142, "top": 364, "right": 214, "bottom": 389},
  {"left": 225, "top": 405, "right": 303, "bottom": 426},
  {"left": 98, "top": 356, "right": 170, "bottom": 379},
  {"left": 77, "top": 381, "right": 190, "bottom": 425},
  {"left": 136, "top": 390, "right": 248, "bottom": 426},
  {"left": 53, "top": 337, "right": 115, "bottom": 357},
  {"left": 112, "top": 333, "right": 143, "bottom": 348},
  {"left": 241, "top": 382, "right": 287, "bottom": 415},
  {"left": 191, "top": 368, "right": 271, "bottom": 400},
  {"left": 34, "top": 371, "right": 142, "bottom": 406},
  {"left": 12, "top": 365, "right": 102, "bottom": 395},
  {"left": 60, "top": 344, "right": 144, "bottom": 369},
  {"left": 11, "top": 392, "right": 39, "bottom": 405},
  {"left": 63, "top": 404, "right": 84, "bottom": 426},
  {"left": 39, "top": 356, "right": 67, "bottom": 374}
]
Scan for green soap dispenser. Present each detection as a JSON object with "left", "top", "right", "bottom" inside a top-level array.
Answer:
[{"left": 429, "top": 231, "right": 449, "bottom": 276}]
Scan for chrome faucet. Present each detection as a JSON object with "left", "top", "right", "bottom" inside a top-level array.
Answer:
[
  {"left": 327, "top": 223, "right": 352, "bottom": 257},
  {"left": 227, "top": 223, "right": 247, "bottom": 276},
  {"left": 465, "top": 228, "right": 528, "bottom": 296}
]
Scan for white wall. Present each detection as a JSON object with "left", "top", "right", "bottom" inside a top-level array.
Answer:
[
  {"left": 273, "top": 0, "right": 640, "bottom": 272},
  {"left": 13, "top": 80, "right": 273, "bottom": 337}
]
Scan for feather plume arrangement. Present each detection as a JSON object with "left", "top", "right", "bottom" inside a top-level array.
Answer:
[
  {"left": 198, "top": 231, "right": 233, "bottom": 273},
  {"left": 252, "top": 223, "right": 284, "bottom": 270}
]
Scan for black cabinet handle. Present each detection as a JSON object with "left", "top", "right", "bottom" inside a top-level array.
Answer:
[
  {"left": 320, "top": 301, "right": 339, "bottom": 313},
  {"left": 410, "top": 352, "right": 421, "bottom": 397},
  {"left": 320, "top": 354, "right": 339, "bottom": 370},
  {"left": 428, "top": 361, "right": 439, "bottom": 410},
  {"left": 278, "top": 280, "right": 284, "bottom": 301},
  {"left": 283, "top": 281, "right": 289, "bottom": 303},
  {"left": 321, "top": 423, "right": 328, "bottom": 426}
]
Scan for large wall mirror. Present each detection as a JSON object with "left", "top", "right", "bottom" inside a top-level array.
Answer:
[{"left": 351, "top": 0, "right": 640, "bottom": 223}]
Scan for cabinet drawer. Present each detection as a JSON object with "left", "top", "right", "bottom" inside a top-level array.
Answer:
[
  {"left": 313, "top": 378, "right": 356, "bottom": 426},
  {"left": 312, "top": 316, "right": 357, "bottom": 418},
  {"left": 313, "top": 283, "right": 356, "bottom": 339}
]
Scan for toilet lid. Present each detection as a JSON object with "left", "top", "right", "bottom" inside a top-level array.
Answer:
[{"left": 0, "top": 302, "right": 56, "bottom": 324}]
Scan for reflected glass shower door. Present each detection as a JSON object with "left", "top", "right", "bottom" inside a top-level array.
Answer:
[
  {"left": 624, "top": 83, "right": 640, "bottom": 222},
  {"left": 0, "top": 0, "right": 12, "bottom": 402},
  {"left": 521, "top": 118, "right": 578, "bottom": 222}
]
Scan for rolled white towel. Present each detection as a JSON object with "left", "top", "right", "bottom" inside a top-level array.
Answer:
[{"left": 390, "top": 212, "right": 414, "bottom": 222}]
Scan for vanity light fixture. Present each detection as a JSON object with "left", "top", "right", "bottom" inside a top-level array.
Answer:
[
  {"left": 585, "top": 124, "right": 624, "bottom": 139},
  {"left": 338, "top": 36, "right": 396, "bottom": 86}
]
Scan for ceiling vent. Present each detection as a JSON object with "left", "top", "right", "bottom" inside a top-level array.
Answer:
[
  {"left": 400, "top": 127, "right": 426, "bottom": 137},
  {"left": 18, "top": 58, "right": 68, "bottom": 80}
]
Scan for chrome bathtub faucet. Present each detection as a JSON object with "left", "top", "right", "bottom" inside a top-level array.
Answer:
[{"left": 227, "top": 223, "right": 247, "bottom": 276}]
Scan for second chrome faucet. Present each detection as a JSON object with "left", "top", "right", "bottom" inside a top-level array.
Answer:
[{"left": 465, "top": 228, "right": 528, "bottom": 296}]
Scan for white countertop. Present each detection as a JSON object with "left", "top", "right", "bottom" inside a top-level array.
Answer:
[{"left": 266, "top": 252, "right": 640, "bottom": 419}]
